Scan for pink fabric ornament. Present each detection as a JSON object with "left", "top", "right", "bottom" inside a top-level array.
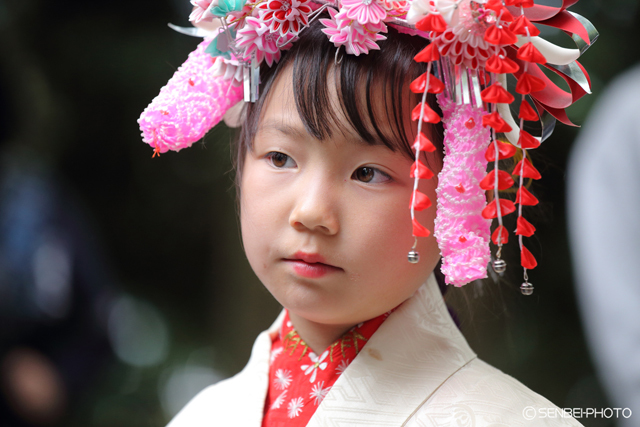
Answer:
[
  {"left": 434, "top": 97, "right": 491, "bottom": 287},
  {"left": 257, "top": 0, "right": 313, "bottom": 36},
  {"left": 236, "top": 17, "right": 296, "bottom": 66},
  {"left": 190, "top": 0, "right": 217, "bottom": 23},
  {"left": 320, "top": 8, "right": 387, "bottom": 56},
  {"left": 430, "top": 1, "right": 507, "bottom": 70},
  {"left": 138, "top": 39, "right": 243, "bottom": 155},
  {"left": 342, "top": 0, "right": 388, "bottom": 25}
]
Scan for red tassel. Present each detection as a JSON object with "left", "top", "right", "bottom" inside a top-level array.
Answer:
[
  {"left": 510, "top": 14, "right": 540, "bottom": 37},
  {"left": 516, "top": 186, "right": 539, "bottom": 206},
  {"left": 412, "top": 218, "right": 430, "bottom": 237},
  {"left": 492, "top": 225, "right": 509, "bottom": 245},
  {"left": 482, "top": 111, "right": 512, "bottom": 133},
  {"left": 512, "top": 158, "right": 541, "bottom": 179},
  {"left": 416, "top": 13, "right": 447, "bottom": 33},
  {"left": 521, "top": 246, "right": 537, "bottom": 269},
  {"left": 485, "top": 54, "right": 520, "bottom": 74},
  {"left": 516, "top": 72, "right": 547, "bottom": 94},
  {"left": 414, "top": 132, "right": 436, "bottom": 152},
  {"left": 518, "top": 130, "right": 541, "bottom": 149},
  {"left": 480, "top": 83, "right": 515, "bottom": 104},
  {"left": 516, "top": 216, "right": 536, "bottom": 237},
  {"left": 484, "top": 25, "right": 518, "bottom": 46},
  {"left": 410, "top": 73, "right": 444, "bottom": 94},
  {"left": 504, "top": 0, "right": 534, "bottom": 7},
  {"left": 484, "top": 0, "right": 515, "bottom": 21},
  {"left": 411, "top": 191, "right": 432, "bottom": 211},
  {"left": 414, "top": 43, "right": 440, "bottom": 62},
  {"left": 427, "top": 76, "right": 445, "bottom": 94},
  {"left": 479, "top": 169, "right": 514, "bottom": 191},
  {"left": 411, "top": 102, "right": 441, "bottom": 123},
  {"left": 485, "top": 140, "right": 517, "bottom": 161},
  {"left": 519, "top": 101, "right": 539, "bottom": 121},
  {"left": 517, "top": 42, "right": 547, "bottom": 64},
  {"left": 482, "top": 199, "right": 516, "bottom": 219},
  {"left": 410, "top": 161, "right": 434, "bottom": 179}
]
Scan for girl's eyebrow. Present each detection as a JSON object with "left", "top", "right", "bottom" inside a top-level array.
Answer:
[
  {"left": 258, "top": 118, "right": 387, "bottom": 148},
  {"left": 257, "top": 119, "right": 308, "bottom": 140}
]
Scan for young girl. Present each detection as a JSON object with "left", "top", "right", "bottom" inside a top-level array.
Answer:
[{"left": 139, "top": 1, "right": 595, "bottom": 425}]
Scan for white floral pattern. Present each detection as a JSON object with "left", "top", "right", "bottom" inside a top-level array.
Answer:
[
  {"left": 336, "top": 359, "right": 349, "bottom": 375},
  {"left": 301, "top": 350, "right": 329, "bottom": 383},
  {"left": 270, "top": 347, "right": 284, "bottom": 364},
  {"left": 309, "top": 381, "right": 330, "bottom": 406},
  {"left": 287, "top": 397, "right": 304, "bottom": 418},
  {"left": 271, "top": 390, "right": 288, "bottom": 409},
  {"left": 275, "top": 369, "right": 292, "bottom": 390}
]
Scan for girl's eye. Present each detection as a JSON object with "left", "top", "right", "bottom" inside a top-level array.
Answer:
[
  {"left": 266, "top": 152, "right": 296, "bottom": 168},
  {"left": 353, "top": 167, "right": 391, "bottom": 184}
]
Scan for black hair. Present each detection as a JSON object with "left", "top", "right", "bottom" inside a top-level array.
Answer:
[{"left": 233, "top": 15, "right": 444, "bottom": 186}]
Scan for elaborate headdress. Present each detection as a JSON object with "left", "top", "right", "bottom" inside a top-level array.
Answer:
[{"left": 139, "top": 0, "right": 597, "bottom": 293}]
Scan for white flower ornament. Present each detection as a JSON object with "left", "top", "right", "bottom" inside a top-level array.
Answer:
[{"left": 301, "top": 350, "right": 329, "bottom": 383}]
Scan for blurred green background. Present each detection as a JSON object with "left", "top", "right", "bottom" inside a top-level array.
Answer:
[{"left": 0, "top": 0, "right": 638, "bottom": 426}]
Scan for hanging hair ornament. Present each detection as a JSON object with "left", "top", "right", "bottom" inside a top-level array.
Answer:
[
  {"left": 138, "top": 0, "right": 597, "bottom": 293},
  {"left": 407, "top": 0, "right": 598, "bottom": 292}
]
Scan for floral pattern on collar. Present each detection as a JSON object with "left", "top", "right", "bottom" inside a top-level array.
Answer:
[{"left": 262, "top": 309, "right": 391, "bottom": 426}]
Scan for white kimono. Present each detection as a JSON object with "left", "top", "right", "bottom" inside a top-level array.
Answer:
[{"left": 168, "top": 275, "right": 582, "bottom": 426}]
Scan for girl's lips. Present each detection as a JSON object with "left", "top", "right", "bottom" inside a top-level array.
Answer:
[
  {"left": 283, "top": 251, "right": 342, "bottom": 278},
  {"left": 283, "top": 259, "right": 342, "bottom": 278}
]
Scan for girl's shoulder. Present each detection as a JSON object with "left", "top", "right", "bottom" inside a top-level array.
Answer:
[
  {"left": 407, "top": 358, "right": 583, "bottom": 426},
  {"left": 166, "top": 329, "right": 274, "bottom": 427}
]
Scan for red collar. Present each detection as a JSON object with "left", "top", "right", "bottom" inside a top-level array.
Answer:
[{"left": 262, "top": 310, "right": 390, "bottom": 426}]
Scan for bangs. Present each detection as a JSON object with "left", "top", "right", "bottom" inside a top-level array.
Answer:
[
  {"left": 236, "top": 15, "right": 444, "bottom": 180},
  {"left": 290, "top": 19, "right": 442, "bottom": 158}
]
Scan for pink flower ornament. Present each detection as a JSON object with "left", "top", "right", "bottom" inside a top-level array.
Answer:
[
  {"left": 189, "top": 0, "right": 217, "bottom": 23},
  {"left": 341, "top": 0, "right": 387, "bottom": 25},
  {"left": 320, "top": 8, "right": 387, "bottom": 56},
  {"left": 236, "top": 17, "right": 295, "bottom": 66},
  {"left": 431, "top": 1, "right": 505, "bottom": 69},
  {"left": 258, "top": 0, "right": 313, "bottom": 36}
]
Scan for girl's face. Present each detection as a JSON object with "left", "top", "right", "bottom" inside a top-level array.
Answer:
[{"left": 240, "top": 68, "right": 441, "bottom": 328}]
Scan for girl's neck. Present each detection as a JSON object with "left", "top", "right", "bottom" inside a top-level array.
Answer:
[{"left": 287, "top": 311, "right": 354, "bottom": 354}]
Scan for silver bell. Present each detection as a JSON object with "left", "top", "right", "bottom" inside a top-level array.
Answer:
[
  {"left": 408, "top": 250, "right": 420, "bottom": 264},
  {"left": 492, "top": 259, "right": 507, "bottom": 274},
  {"left": 520, "top": 282, "right": 534, "bottom": 296}
]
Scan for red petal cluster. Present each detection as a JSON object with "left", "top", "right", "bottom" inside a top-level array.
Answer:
[
  {"left": 512, "top": 158, "right": 541, "bottom": 179},
  {"left": 412, "top": 218, "right": 430, "bottom": 237},
  {"left": 492, "top": 225, "right": 509, "bottom": 245},
  {"left": 482, "top": 199, "right": 516, "bottom": 219},
  {"left": 415, "top": 13, "right": 447, "bottom": 33},
  {"left": 411, "top": 102, "right": 441, "bottom": 123},
  {"left": 411, "top": 191, "right": 432, "bottom": 211},
  {"left": 511, "top": 15, "right": 540, "bottom": 37},
  {"left": 410, "top": 74, "right": 444, "bottom": 94},
  {"left": 414, "top": 44, "right": 440, "bottom": 62},
  {"left": 481, "top": 83, "right": 514, "bottom": 104},
  {"left": 410, "top": 161, "right": 434, "bottom": 179},
  {"left": 482, "top": 111, "right": 512, "bottom": 133},
  {"left": 414, "top": 132, "right": 436, "bottom": 152},
  {"left": 485, "top": 140, "right": 517, "bottom": 162},
  {"left": 479, "top": 169, "right": 514, "bottom": 191},
  {"left": 484, "top": 25, "right": 518, "bottom": 46},
  {"left": 485, "top": 55, "right": 519, "bottom": 74}
]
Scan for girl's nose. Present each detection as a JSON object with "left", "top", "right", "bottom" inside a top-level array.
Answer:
[{"left": 288, "top": 179, "right": 340, "bottom": 236}]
